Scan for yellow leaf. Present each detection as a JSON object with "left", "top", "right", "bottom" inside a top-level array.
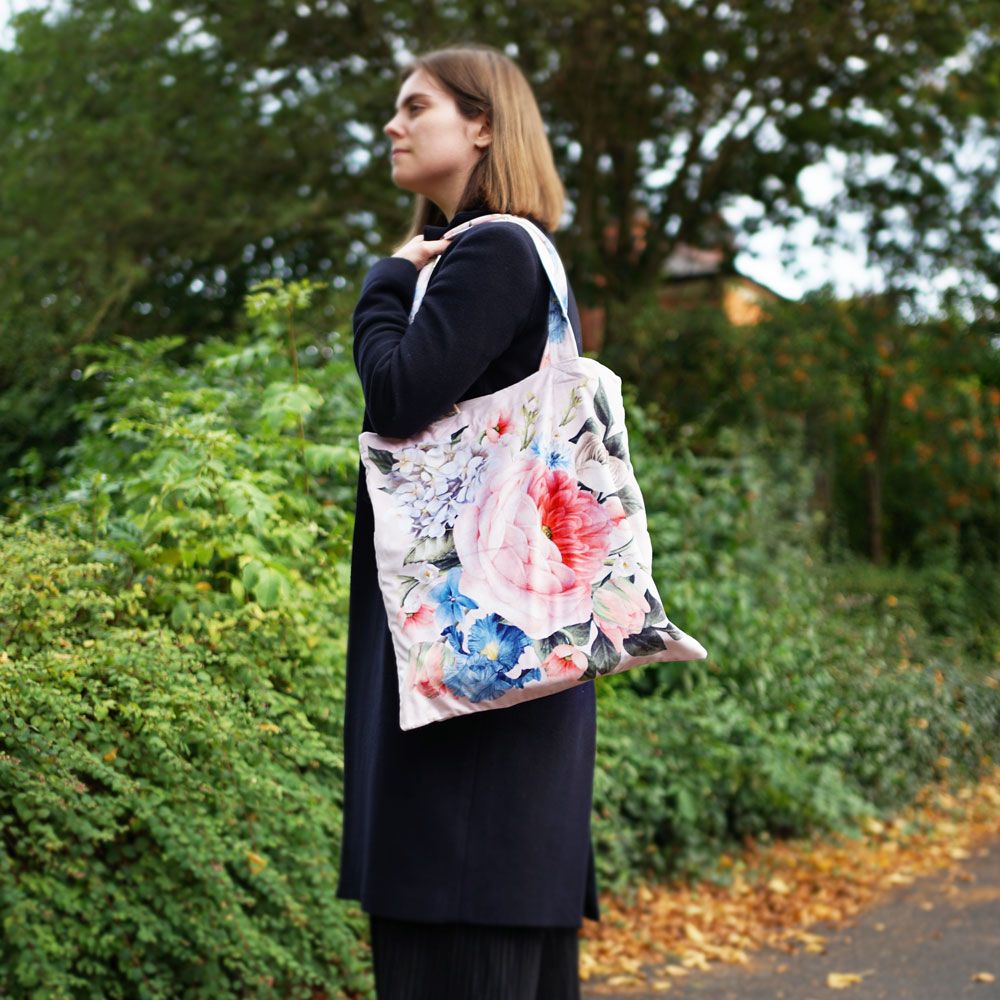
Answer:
[
  {"left": 246, "top": 850, "right": 268, "bottom": 875},
  {"left": 103, "top": 747, "right": 119, "bottom": 762},
  {"left": 972, "top": 972, "right": 995, "bottom": 982},
  {"left": 578, "top": 951, "right": 597, "bottom": 981},
  {"left": 680, "top": 951, "right": 712, "bottom": 970},
  {"left": 607, "top": 974, "right": 644, "bottom": 987},
  {"left": 684, "top": 922, "right": 706, "bottom": 944},
  {"left": 827, "top": 971, "right": 866, "bottom": 988}
]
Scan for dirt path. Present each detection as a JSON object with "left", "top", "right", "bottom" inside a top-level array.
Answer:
[{"left": 582, "top": 837, "right": 1000, "bottom": 999}]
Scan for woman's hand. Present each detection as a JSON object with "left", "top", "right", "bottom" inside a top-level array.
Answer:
[{"left": 392, "top": 236, "right": 453, "bottom": 271}]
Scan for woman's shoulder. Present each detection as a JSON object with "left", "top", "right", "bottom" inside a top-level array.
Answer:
[
  {"left": 450, "top": 215, "right": 548, "bottom": 248},
  {"left": 437, "top": 218, "right": 548, "bottom": 286}
]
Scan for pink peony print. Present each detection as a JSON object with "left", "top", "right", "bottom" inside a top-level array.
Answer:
[
  {"left": 452, "top": 454, "right": 614, "bottom": 639},
  {"left": 541, "top": 643, "right": 589, "bottom": 679},
  {"left": 592, "top": 577, "right": 651, "bottom": 653},
  {"left": 601, "top": 494, "right": 628, "bottom": 528},
  {"left": 599, "top": 494, "right": 633, "bottom": 549},
  {"left": 407, "top": 641, "right": 453, "bottom": 699},
  {"left": 398, "top": 601, "right": 436, "bottom": 634},
  {"left": 484, "top": 407, "right": 516, "bottom": 444}
]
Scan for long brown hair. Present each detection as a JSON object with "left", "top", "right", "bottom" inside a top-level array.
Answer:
[{"left": 390, "top": 44, "right": 565, "bottom": 251}]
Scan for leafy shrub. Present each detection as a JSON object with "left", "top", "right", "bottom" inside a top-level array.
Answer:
[
  {"left": 589, "top": 395, "right": 1000, "bottom": 899},
  {"left": 2, "top": 280, "right": 378, "bottom": 998},
  {"left": 0, "top": 524, "right": 372, "bottom": 999},
  {"left": 2, "top": 278, "right": 995, "bottom": 995}
]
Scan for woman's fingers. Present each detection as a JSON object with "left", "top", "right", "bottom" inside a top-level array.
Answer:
[
  {"left": 392, "top": 236, "right": 453, "bottom": 270},
  {"left": 425, "top": 238, "right": 453, "bottom": 256}
]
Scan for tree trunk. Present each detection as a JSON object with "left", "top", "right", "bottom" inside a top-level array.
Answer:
[{"left": 866, "top": 456, "right": 884, "bottom": 565}]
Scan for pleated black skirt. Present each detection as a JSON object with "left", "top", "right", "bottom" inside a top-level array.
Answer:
[{"left": 368, "top": 914, "right": 582, "bottom": 1000}]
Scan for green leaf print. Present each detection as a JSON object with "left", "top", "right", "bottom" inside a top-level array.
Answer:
[
  {"left": 622, "top": 626, "right": 668, "bottom": 657},
  {"left": 403, "top": 531, "right": 460, "bottom": 570},
  {"left": 367, "top": 446, "right": 395, "bottom": 475}
]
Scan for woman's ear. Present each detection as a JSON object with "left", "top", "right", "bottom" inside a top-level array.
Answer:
[{"left": 471, "top": 114, "right": 492, "bottom": 150}]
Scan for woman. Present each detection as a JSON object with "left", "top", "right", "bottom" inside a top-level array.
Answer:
[{"left": 337, "top": 43, "right": 599, "bottom": 1000}]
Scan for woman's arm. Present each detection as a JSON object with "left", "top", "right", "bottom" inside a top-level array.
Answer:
[{"left": 352, "top": 223, "right": 542, "bottom": 439}]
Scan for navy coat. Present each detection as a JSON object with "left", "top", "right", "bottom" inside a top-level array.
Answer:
[{"left": 336, "top": 204, "right": 601, "bottom": 928}]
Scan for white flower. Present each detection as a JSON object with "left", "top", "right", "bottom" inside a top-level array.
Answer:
[
  {"left": 609, "top": 550, "right": 640, "bottom": 576},
  {"left": 387, "top": 439, "right": 500, "bottom": 537},
  {"left": 417, "top": 564, "right": 442, "bottom": 584},
  {"left": 574, "top": 431, "right": 631, "bottom": 492}
]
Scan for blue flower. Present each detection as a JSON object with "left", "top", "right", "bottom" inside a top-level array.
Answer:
[
  {"left": 529, "top": 435, "right": 571, "bottom": 470},
  {"left": 546, "top": 290, "right": 568, "bottom": 343},
  {"left": 466, "top": 614, "right": 531, "bottom": 666},
  {"left": 428, "top": 567, "right": 478, "bottom": 628},
  {"left": 442, "top": 614, "right": 538, "bottom": 703},
  {"left": 440, "top": 623, "right": 465, "bottom": 654}
]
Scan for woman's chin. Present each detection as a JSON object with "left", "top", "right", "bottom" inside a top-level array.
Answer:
[{"left": 390, "top": 166, "right": 415, "bottom": 188}]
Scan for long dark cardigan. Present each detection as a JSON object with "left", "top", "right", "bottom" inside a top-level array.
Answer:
[{"left": 336, "top": 205, "right": 600, "bottom": 928}]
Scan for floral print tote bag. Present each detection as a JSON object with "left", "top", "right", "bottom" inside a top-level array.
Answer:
[{"left": 359, "top": 213, "right": 708, "bottom": 730}]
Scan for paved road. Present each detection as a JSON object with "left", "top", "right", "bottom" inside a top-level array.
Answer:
[{"left": 583, "top": 838, "right": 1000, "bottom": 999}]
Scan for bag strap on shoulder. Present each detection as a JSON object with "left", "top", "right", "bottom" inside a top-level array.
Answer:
[{"left": 408, "top": 214, "right": 579, "bottom": 367}]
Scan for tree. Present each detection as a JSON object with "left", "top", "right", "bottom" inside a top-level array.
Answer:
[
  {"left": 0, "top": 0, "right": 410, "bottom": 475},
  {"left": 737, "top": 289, "right": 999, "bottom": 565},
  {"left": 512, "top": 1, "right": 1000, "bottom": 321},
  {"left": 3, "top": 0, "right": 999, "bottom": 481}
]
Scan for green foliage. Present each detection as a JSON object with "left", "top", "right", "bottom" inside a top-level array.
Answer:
[
  {"left": 588, "top": 390, "right": 1000, "bottom": 900},
  {"left": 1, "top": 273, "right": 996, "bottom": 993},
  {"left": 16, "top": 278, "right": 361, "bottom": 629},
  {"left": 2, "top": 279, "right": 377, "bottom": 997},
  {"left": 0, "top": 524, "right": 373, "bottom": 999},
  {"left": 0, "top": 0, "right": 395, "bottom": 480},
  {"left": 738, "top": 291, "right": 999, "bottom": 558},
  {"left": 823, "top": 545, "right": 1000, "bottom": 673}
]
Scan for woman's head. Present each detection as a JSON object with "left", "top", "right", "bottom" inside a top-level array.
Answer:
[{"left": 384, "top": 44, "right": 565, "bottom": 240}]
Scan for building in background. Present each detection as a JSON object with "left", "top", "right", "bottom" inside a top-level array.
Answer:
[{"left": 580, "top": 210, "right": 787, "bottom": 352}]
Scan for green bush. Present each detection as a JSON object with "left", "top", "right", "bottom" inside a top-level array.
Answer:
[
  {"left": 0, "top": 524, "right": 372, "bottom": 999},
  {"left": 2, "top": 278, "right": 996, "bottom": 994},
  {"left": 588, "top": 395, "right": 1000, "bottom": 900},
  {"left": 2, "top": 279, "right": 375, "bottom": 998},
  {"left": 823, "top": 537, "right": 1000, "bottom": 668}
]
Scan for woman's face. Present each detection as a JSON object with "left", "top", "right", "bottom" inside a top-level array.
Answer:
[{"left": 383, "top": 67, "right": 491, "bottom": 218}]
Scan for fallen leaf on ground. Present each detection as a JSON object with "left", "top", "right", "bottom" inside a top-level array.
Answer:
[
  {"left": 827, "top": 970, "right": 871, "bottom": 989},
  {"left": 579, "top": 764, "right": 1000, "bottom": 995}
]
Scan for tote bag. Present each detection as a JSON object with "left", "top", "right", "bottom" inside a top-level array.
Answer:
[{"left": 359, "top": 213, "right": 708, "bottom": 731}]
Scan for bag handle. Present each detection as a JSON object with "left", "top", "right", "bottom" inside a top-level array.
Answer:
[{"left": 407, "top": 214, "right": 579, "bottom": 370}]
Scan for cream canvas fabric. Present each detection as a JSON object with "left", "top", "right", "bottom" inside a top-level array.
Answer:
[{"left": 359, "top": 214, "right": 708, "bottom": 730}]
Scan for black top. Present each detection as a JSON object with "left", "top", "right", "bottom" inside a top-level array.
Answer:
[{"left": 336, "top": 204, "right": 600, "bottom": 928}]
